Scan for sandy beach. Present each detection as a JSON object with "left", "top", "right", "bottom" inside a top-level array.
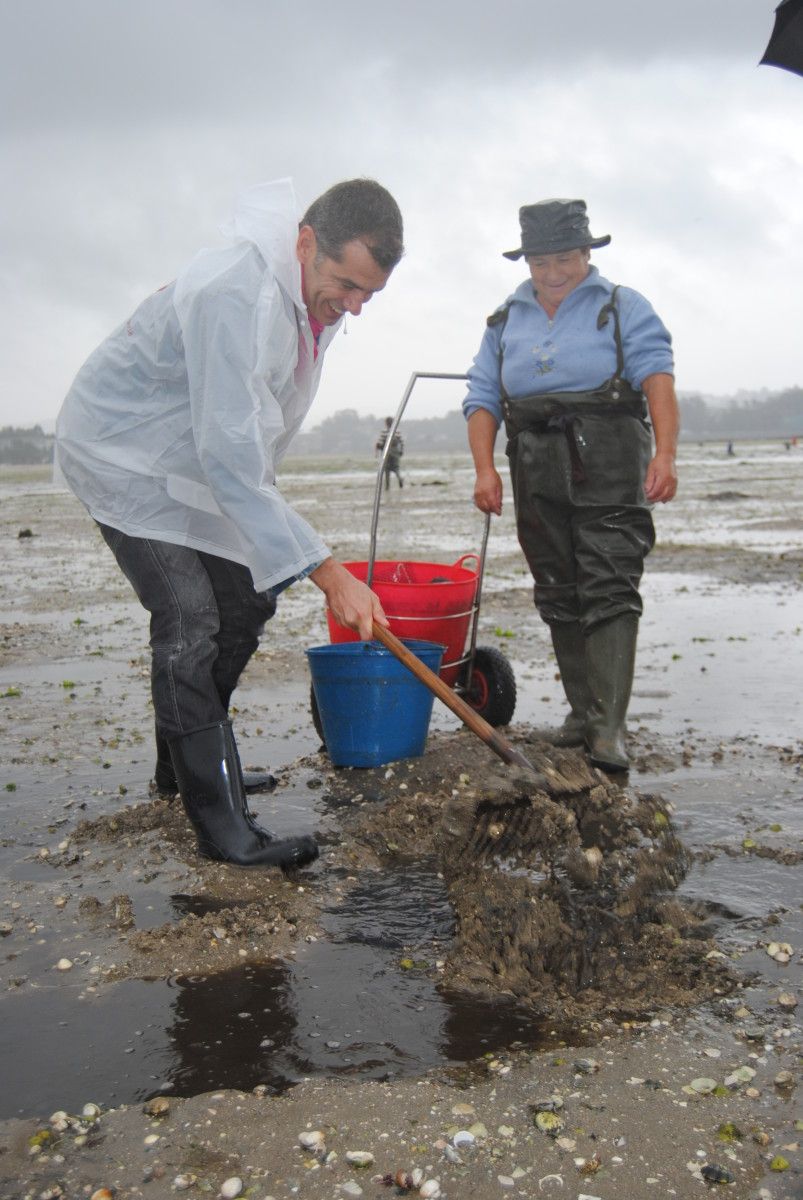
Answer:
[{"left": 0, "top": 441, "right": 800, "bottom": 1200}]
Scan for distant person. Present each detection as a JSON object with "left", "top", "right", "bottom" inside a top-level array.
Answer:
[
  {"left": 463, "top": 198, "right": 678, "bottom": 772},
  {"left": 726, "top": 440, "right": 735, "bottom": 456},
  {"left": 56, "top": 178, "right": 403, "bottom": 869},
  {"left": 375, "top": 416, "right": 404, "bottom": 489}
]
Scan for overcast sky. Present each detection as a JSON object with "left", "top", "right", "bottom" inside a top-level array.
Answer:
[{"left": 2, "top": 0, "right": 802, "bottom": 430}]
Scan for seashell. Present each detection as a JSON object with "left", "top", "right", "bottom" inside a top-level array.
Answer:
[
  {"left": 144, "top": 1096, "right": 170, "bottom": 1118},
  {"left": 453, "top": 1129, "right": 475, "bottom": 1148},
  {"left": 219, "top": 1179, "right": 243, "bottom": 1200},
  {"left": 82, "top": 1103, "right": 101, "bottom": 1119},
  {"left": 174, "top": 1175, "right": 197, "bottom": 1191},
  {"left": 392, "top": 1170, "right": 414, "bottom": 1189},
  {"left": 724, "top": 1066, "right": 755, "bottom": 1087},
  {"left": 701, "top": 1164, "right": 734, "bottom": 1184},
  {"left": 777, "top": 991, "right": 798, "bottom": 1009},
  {"left": 90, "top": 1191, "right": 115, "bottom": 1200},
  {"left": 774, "top": 1070, "right": 794, "bottom": 1088},
  {"left": 419, "top": 1182, "right": 441, "bottom": 1199},
  {"left": 535, "top": 1111, "right": 564, "bottom": 1136},
  {"left": 298, "top": 1130, "right": 325, "bottom": 1150},
  {"left": 411, "top": 1168, "right": 424, "bottom": 1187},
  {"left": 55, "top": 958, "right": 73, "bottom": 971},
  {"left": 345, "top": 1150, "right": 375, "bottom": 1167}
]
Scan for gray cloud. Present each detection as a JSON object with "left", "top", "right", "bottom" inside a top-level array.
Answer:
[{"left": 1, "top": 1, "right": 801, "bottom": 427}]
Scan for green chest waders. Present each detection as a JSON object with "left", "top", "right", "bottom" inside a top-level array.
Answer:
[{"left": 494, "top": 289, "right": 657, "bottom": 770}]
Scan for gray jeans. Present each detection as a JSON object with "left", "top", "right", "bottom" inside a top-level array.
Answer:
[{"left": 97, "top": 524, "right": 276, "bottom": 737}]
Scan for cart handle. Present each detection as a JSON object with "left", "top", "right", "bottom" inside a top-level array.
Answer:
[{"left": 368, "top": 371, "right": 469, "bottom": 587}]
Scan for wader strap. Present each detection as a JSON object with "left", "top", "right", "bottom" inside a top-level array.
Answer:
[{"left": 596, "top": 285, "right": 625, "bottom": 379}]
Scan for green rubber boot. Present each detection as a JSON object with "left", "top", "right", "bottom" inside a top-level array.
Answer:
[
  {"left": 585, "top": 613, "right": 639, "bottom": 773},
  {"left": 533, "top": 622, "right": 591, "bottom": 746}
]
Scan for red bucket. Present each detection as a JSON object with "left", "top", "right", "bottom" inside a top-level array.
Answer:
[{"left": 326, "top": 555, "right": 480, "bottom": 686}]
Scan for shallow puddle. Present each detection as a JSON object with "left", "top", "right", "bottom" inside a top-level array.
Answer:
[{"left": 0, "top": 865, "right": 573, "bottom": 1121}]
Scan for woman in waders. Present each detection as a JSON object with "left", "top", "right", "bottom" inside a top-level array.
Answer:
[{"left": 463, "top": 199, "right": 679, "bottom": 772}]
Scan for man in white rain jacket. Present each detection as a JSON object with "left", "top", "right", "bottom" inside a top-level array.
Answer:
[{"left": 55, "top": 177, "right": 403, "bottom": 870}]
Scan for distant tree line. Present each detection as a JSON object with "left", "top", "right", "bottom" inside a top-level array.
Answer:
[
  {"left": 0, "top": 424, "right": 54, "bottom": 465},
  {"left": 287, "top": 387, "right": 803, "bottom": 457},
  {"left": 678, "top": 387, "right": 802, "bottom": 441},
  {"left": 2, "top": 387, "right": 800, "bottom": 465}
]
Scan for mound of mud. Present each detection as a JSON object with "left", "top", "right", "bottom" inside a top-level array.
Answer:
[{"left": 327, "top": 730, "right": 734, "bottom": 1021}]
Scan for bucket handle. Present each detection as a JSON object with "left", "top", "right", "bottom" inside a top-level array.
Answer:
[{"left": 453, "top": 552, "right": 480, "bottom": 574}]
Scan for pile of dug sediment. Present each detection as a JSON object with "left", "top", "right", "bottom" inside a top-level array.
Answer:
[{"left": 327, "top": 729, "right": 734, "bottom": 1021}]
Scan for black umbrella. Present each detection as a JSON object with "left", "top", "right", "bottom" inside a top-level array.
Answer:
[{"left": 760, "top": 0, "right": 803, "bottom": 77}]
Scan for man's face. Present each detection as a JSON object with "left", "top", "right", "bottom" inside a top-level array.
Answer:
[
  {"left": 297, "top": 226, "right": 391, "bottom": 326},
  {"left": 526, "top": 247, "right": 590, "bottom": 309}
]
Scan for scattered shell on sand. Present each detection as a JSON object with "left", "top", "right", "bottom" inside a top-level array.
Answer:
[
  {"left": 766, "top": 942, "right": 793, "bottom": 963},
  {"left": 419, "top": 1182, "right": 441, "bottom": 1199},
  {"left": 219, "top": 1179, "right": 243, "bottom": 1199},
  {"left": 345, "top": 1150, "right": 375, "bottom": 1167},
  {"left": 689, "top": 1077, "right": 718, "bottom": 1094},
  {"left": 143, "top": 1096, "right": 170, "bottom": 1118},
  {"left": 174, "top": 1175, "right": 197, "bottom": 1190},
  {"left": 298, "top": 1130, "right": 325, "bottom": 1150},
  {"left": 724, "top": 1066, "right": 756, "bottom": 1087},
  {"left": 54, "top": 958, "right": 73, "bottom": 971},
  {"left": 776, "top": 991, "right": 798, "bottom": 1009},
  {"left": 535, "top": 1111, "right": 565, "bottom": 1136}
]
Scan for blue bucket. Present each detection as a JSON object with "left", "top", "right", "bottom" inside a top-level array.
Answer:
[{"left": 306, "top": 639, "right": 445, "bottom": 768}]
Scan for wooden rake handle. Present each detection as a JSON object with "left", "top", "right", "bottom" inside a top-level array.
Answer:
[{"left": 371, "top": 621, "right": 535, "bottom": 773}]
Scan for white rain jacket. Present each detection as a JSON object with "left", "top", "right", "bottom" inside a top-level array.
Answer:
[{"left": 55, "top": 178, "right": 338, "bottom": 592}]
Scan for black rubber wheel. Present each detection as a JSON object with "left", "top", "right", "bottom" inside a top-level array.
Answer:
[
  {"left": 465, "top": 645, "right": 516, "bottom": 727},
  {"left": 310, "top": 685, "right": 326, "bottom": 747}
]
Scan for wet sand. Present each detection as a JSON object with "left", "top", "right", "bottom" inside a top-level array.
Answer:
[{"left": 0, "top": 445, "right": 801, "bottom": 1199}]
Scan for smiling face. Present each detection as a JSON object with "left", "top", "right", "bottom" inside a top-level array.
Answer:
[
  {"left": 296, "top": 226, "right": 391, "bottom": 326},
  {"left": 526, "top": 247, "right": 591, "bottom": 311}
]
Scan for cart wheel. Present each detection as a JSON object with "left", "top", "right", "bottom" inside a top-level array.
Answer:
[
  {"left": 465, "top": 646, "right": 516, "bottom": 727},
  {"left": 310, "top": 685, "right": 326, "bottom": 746}
]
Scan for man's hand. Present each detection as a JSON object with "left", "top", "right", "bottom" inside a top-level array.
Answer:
[
  {"left": 644, "top": 451, "right": 677, "bottom": 503},
  {"left": 473, "top": 466, "right": 503, "bottom": 515},
  {"left": 310, "top": 558, "right": 388, "bottom": 641}
]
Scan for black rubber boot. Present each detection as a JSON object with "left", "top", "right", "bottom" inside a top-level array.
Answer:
[
  {"left": 584, "top": 613, "right": 639, "bottom": 773},
  {"left": 153, "top": 728, "right": 276, "bottom": 797},
  {"left": 168, "top": 721, "right": 319, "bottom": 869},
  {"left": 532, "top": 622, "right": 591, "bottom": 746}
]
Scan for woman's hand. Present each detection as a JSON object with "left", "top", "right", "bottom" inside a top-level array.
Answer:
[
  {"left": 644, "top": 451, "right": 677, "bottom": 503},
  {"left": 467, "top": 409, "right": 503, "bottom": 515},
  {"left": 473, "top": 466, "right": 504, "bottom": 515},
  {"left": 310, "top": 558, "right": 388, "bottom": 641}
]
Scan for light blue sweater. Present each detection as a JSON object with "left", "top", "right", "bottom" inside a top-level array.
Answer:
[{"left": 463, "top": 266, "right": 674, "bottom": 425}]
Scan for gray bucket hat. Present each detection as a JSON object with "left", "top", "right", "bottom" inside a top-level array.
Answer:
[{"left": 503, "top": 198, "right": 611, "bottom": 260}]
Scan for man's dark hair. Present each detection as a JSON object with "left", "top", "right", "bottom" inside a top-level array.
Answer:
[{"left": 301, "top": 179, "right": 404, "bottom": 272}]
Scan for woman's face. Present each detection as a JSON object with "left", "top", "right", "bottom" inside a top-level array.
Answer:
[{"left": 526, "top": 247, "right": 591, "bottom": 309}]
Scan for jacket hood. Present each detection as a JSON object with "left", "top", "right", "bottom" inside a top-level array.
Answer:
[{"left": 221, "top": 177, "right": 303, "bottom": 307}]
